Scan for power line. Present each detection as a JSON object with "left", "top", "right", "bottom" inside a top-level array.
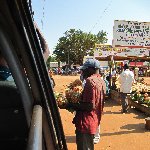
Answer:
[
  {"left": 89, "top": 0, "right": 112, "bottom": 33},
  {"left": 41, "top": 0, "right": 46, "bottom": 30}
]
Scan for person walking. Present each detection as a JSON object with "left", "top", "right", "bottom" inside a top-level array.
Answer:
[
  {"left": 118, "top": 64, "right": 135, "bottom": 113},
  {"left": 66, "top": 59, "right": 106, "bottom": 150}
]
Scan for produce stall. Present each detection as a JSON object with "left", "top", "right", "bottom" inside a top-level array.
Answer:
[
  {"left": 95, "top": 55, "right": 150, "bottom": 115},
  {"left": 128, "top": 99, "right": 150, "bottom": 116},
  {"left": 129, "top": 80, "right": 150, "bottom": 115},
  {"left": 115, "top": 76, "right": 150, "bottom": 115},
  {"left": 95, "top": 55, "right": 150, "bottom": 86}
]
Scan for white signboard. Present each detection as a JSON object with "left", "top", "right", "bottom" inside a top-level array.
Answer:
[
  {"left": 113, "top": 48, "right": 149, "bottom": 57},
  {"left": 113, "top": 20, "right": 150, "bottom": 48},
  {"left": 50, "top": 62, "right": 58, "bottom": 68},
  {"left": 94, "top": 49, "right": 149, "bottom": 57},
  {"left": 94, "top": 44, "right": 149, "bottom": 57}
]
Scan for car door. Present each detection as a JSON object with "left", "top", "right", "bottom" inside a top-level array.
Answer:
[{"left": 0, "top": 0, "right": 67, "bottom": 150}]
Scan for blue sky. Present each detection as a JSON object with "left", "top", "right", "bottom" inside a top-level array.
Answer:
[{"left": 32, "top": 0, "right": 150, "bottom": 54}]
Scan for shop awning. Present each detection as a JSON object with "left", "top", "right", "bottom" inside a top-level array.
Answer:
[{"left": 95, "top": 56, "right": 150, "bottom": 61}]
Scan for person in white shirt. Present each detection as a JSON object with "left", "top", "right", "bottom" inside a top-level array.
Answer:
[{"left": 118, "top": 64, "right": 134, "bottom": 113}]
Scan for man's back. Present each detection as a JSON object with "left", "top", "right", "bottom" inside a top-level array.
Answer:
[
  {"left": 74, "top": 74, "right": 105, "bottom": 134},
  {"left": 119, "top": 69, "right": 134, "bottom": 93}
]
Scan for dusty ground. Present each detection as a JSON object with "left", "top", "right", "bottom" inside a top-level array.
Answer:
[{"left": 53, "top": 75, "right": 150, "bottom": 150}]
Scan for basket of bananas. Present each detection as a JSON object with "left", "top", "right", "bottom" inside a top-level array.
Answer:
[{"left": 55, "top": 79, "right": 83, "bottom": 112}]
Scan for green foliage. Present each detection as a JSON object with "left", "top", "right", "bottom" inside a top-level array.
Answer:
[
  {"left": 131, "top": 92, "right": 145, "bottom": 104},
  {"left": 145, "top": 101, "right": 150, "bottom": 107},
  {"left": 53, "top": 29, "right": 108, "bottom": 65},
  {"left": 46, "top": 55, "right": 57, "bottom": 69}
]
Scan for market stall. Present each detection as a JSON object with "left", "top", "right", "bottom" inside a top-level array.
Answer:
[
  {"left": 95, "top": 55, "right": 150, "bottom": 113},
  {"left": 112, "top": 68, "right": 150, "bottom": 115},
  {"left": 95, "top": 55, "right": 150, "bottom": 87}
]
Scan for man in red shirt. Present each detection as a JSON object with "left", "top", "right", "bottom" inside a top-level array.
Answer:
[{"left": 66, "top": 59, "right": 106, "bottom": 150}]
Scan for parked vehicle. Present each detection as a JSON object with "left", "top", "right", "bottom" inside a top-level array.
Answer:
[{"left": 0, "top": 1, "right": 67, "bottom": 150}]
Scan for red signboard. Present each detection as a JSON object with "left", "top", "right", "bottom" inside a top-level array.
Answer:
[{"left": 129, "top": 62, "right": 143, "bottom": 67}]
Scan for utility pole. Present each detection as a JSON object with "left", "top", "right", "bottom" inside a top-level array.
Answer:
[{"left": 68, "top": 49, "right": 70, "bottom": 65}]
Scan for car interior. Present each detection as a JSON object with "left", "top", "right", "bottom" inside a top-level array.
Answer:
[{"left": 0, "top": 0, "right": 67, "bottom": 150}]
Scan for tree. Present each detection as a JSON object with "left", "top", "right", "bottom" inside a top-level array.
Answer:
[
  {"left": 46, "top": 54, "right": 57, "bottom": 69},
  {"left": 53, "top": 29, "right": 107, "bottom": 65}
]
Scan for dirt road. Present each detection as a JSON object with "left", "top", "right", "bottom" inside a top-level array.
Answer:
[{"left": 53, "top": 75, "right": 150, "bottom": 150}]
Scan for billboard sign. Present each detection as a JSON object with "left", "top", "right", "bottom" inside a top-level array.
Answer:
[
  {"left": 113, "top": 20, "right": 150, "bottom": 48},
  {"left": 94, "top": 44, "right": 149, "bottom": 57}
]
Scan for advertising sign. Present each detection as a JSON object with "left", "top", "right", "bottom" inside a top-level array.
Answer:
[
  {"left": 94, "top": 44, "right": 149, "bottom": 57},
  {"left": 113, "top": 20, "right": 150, "bottom": 48}
]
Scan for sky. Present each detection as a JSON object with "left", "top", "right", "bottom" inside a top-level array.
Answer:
[{"left": 32, "top": 0, "right": 150, "bottom": 54}]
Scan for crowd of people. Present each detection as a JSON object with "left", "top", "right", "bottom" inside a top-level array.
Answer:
[{"left": 50, "top": 66, "right": 80, "bottom": 76}]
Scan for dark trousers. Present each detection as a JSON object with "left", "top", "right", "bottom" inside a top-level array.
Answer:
[
  {"left": 120, "top": 92, "right": 129, "bottom": 112},
  {"left": 76, "top": 130, "right": 94, "bottom": 150}
]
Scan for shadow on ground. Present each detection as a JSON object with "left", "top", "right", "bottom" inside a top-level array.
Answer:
[
  {"left": 104, "top": 100, "right": 149, "bottom": 119},
  {"left": 104, "top": 111, "right": 121, "bottom": 114},
  {"left": 104, "top": 99, "right": 120, "bottom": 107},
  {"left": 66, "top": 136, "right": 76, "bottom": 143},
  {"left": 120, "top": 123, "right": 145, "bottom": 131},
  {"left": 101, "top": 123, "right": 147, "bottom": 137}
]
